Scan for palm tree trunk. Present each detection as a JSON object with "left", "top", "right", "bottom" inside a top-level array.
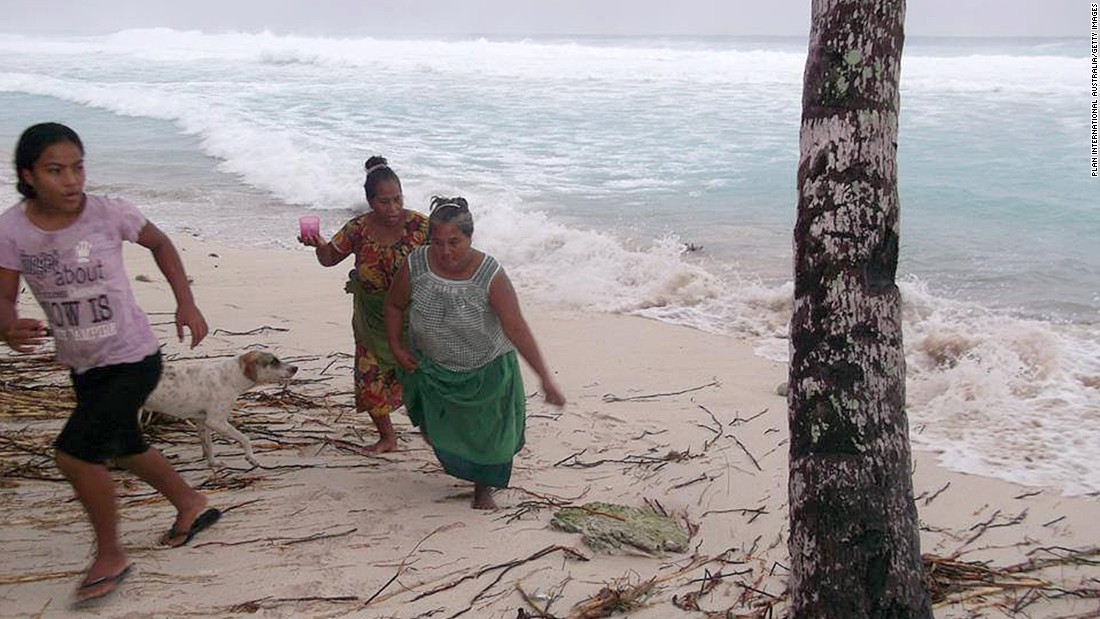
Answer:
[{"left": 788, "top": 1, "right": 932, "bottom": 616}]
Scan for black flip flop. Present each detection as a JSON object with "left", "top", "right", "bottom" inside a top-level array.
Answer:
[
  {"left": 162, "top": 508, "right": 222, "bottom": 548},
  {"left": 73, "top": 563, "right": 133, "bottom": 604}
]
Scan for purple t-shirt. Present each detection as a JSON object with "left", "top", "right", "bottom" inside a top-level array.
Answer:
[{"left": 0, "top": 194, "right": 160, "bottom": 374}]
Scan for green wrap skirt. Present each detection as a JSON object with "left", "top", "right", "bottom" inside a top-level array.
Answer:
[{"left": 399, "top": 350, "right": 525, "bottom": 488}]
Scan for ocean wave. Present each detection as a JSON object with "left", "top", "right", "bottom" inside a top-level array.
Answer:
[{"left": 1, "top": 29, "right": 1082, "bottom": 95}]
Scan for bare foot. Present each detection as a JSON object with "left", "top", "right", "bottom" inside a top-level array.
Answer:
[
  {"left": 472, "top": 484, "right": 498, "bottom": 510},
  {"left": 360, "top": 436, "right": 397, "bottom": 455},
  {"left": 360, "top": 415, "right": 398, "bottom": 455}
]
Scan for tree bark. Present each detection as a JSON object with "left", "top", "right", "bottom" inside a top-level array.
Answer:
[{"left": 788, "top": 1, "right": 932, "bottom": 617}]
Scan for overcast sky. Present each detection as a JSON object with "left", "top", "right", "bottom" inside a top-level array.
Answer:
[{"left": 0, "top": 0, "right": 1086, "bottom": 38}]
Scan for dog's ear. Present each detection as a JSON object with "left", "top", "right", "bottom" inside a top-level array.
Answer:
[{"left": 241, "top": 351, "right": 260, "bottom": 382}]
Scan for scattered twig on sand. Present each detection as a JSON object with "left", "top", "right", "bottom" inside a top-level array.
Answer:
[
  {"left": 211, "top": 326, "right": 290, "bottom": 336},
  {"left": 673, "top": 567, "right": 754, "bottom": 612},
  {"left": 283, "top": 526, "right": 358, "bottom": 546},
  {"left": 554, "top": 450, "right": 588, "bottom": 467},
  {"left": 670, "top": 474, "right": 710, "bottom": 490},
  {"left": 729, "top": 408, "right": 769, "bottom": 426},
  {"left": 916, "top": 481, "right": 952, "bottom": 506},
  {"left": 220, "top": 498, "right": 264, "bottom": 514},
  {"left": 1042, "top": 515, "right": 1067, "bottom": 528},
  {"left": 516, "top": 586, "right": 564, "bottom": 618},
  {"left": 568, "top": 555, "right": 727, "bottom": 618},
  {"left": 529, "top": 411, "right": 565, "bottom": 421},
  {"left": 700, "top": 505, "right": 770, "bottom": 523},
  {"left": 958, "top": 509, "right": 1029, "bottom": 550},
  {"left": 499, "top": 487, "right": 590, "bottom": 524},
  {"left": 0, "top": 569, "right": 84, "bottom": 586},
  {"left": 159, "top": 351, "right": 241, "bottom": 361},
  {"left": 631, "top": 429, "right": 668, "bottom": 440},
  {"left": 409, "top": 545, "right": 589, "bottom": 605},
  {"left": 643, "top": 497, "right": 668, "bottom": 517},
  {"left": 364, "top": 522, "right": 466, "bottom": 607},
  {"left": 1017, "top": 546, "right": 1100, "bottom": 570},
  {"left": 516, "top": 577, "right": 571, "bottom": 619},
  {"left": 602, "top": 379, "right": 719, "bottom": 403},
  {"left": 227, "top": 595, "right": 361, "bottom": 614},
  {"left": 730, "top": 434, "right": 762, "bottom": 472},
  {"left": 318, "top": 352, "right": 353, "bottom": 375},
  {"left": 555, "top": 449, "right": 698, "bottom": 471},
  {"left": 696, "top": 405, "right": 725, "bottom": 451},
  {"left": 192, "top": 526, "right": 357, "bottom": 549}
]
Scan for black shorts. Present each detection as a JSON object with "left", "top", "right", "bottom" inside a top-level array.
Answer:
[{"left": 55, "top": 352, "right": 163, "bottom": 464}]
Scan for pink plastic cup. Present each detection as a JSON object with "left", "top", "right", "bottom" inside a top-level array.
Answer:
[{"left": 298, "top": 215, "right": 320, "bottom": 238}]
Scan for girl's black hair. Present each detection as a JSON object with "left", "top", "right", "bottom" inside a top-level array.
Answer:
[
  {"left": 428, "top": 196, "right": 474, "bottom": 237},
  {"left": 363, "top": 155, "right": 402, "bottom": 200},
  {"left": 14, "top": 122, "right": 84, "bottom": 199}
]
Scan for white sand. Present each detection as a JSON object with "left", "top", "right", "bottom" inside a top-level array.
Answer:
[{"left": 1, "top": 237, "right": 1097, "bottom": 618}]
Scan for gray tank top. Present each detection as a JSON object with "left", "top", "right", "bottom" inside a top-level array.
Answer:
[{"left": 407, "top": 246, "right": 513, "bottom": 371}]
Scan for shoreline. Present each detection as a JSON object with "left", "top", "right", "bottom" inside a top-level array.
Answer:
[{"left": 1, "top": 236, "right": 1097, "bottom": 618}]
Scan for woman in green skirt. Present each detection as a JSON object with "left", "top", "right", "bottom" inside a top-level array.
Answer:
[{"left": 384, "top": 196, "right": 565, "bottom": 509}]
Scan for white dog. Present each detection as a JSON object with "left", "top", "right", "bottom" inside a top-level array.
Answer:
[{"left": 143, "top": 351, "right": 298, "bottom": 468}]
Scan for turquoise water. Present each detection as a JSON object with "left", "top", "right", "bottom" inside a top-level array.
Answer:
[{"left": 1, "top": 31, "right": 1097, "bottom": 494}]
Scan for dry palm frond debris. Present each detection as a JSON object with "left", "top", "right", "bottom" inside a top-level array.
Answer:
[
  {"left": 570, "top": 576, "right": 657, "bottom": 618},
  {"left": 924, "top": 546, "right": 1100, "bottom": 611},
  {"left": 0, "top": 353, "right": 68, "bottom": 384},
  {"left": 0, "top": 350, "right": 367, "bottom": 485},
  {"left": 239, "top": 386, "right": 337, "bottom": 410},
  {"left": 7, "top": 355, "right": 1100, "bottom": 618},
  {"left": 1, "top": 355, "right": 73, "bottom": 483},
  {"left": 0, "top": 354, "right": 73, "bottom": 421},
  {"left": 507, "top": 539, "right": 1100, "bottom": 618}
]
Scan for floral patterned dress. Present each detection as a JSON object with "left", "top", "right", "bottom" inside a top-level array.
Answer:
[{"left": 331, "top": 210, "right": 428, "bottom": 418}]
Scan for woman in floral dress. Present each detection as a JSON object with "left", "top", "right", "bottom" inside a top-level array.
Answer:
[{"left": 299, "top": 156, "right": 428, "bottom": 453}]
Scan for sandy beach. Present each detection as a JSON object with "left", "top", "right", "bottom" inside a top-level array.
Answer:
[{"left": 2, "top": 236, "right": 1098, "bottom": 619}]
